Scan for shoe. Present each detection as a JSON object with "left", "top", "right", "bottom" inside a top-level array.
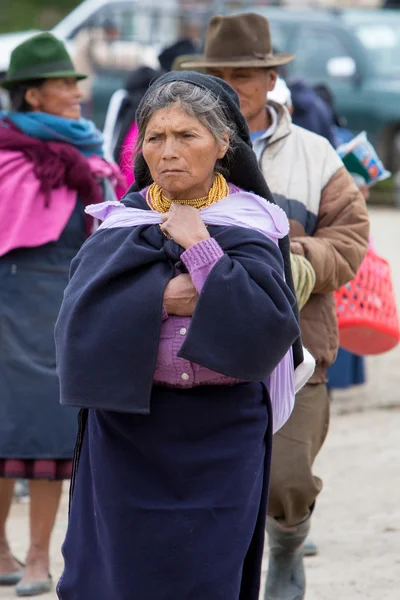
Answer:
[
  {"left": 14, "top": 480, "right": 30, "bottom": 505},
  {"left": 303, "top": 538, "right": 318, "bottom": 557},
  {"left": 16, "top": 575, "right": 52, "bottom": 597},
  {"left": 0, "top": 558, "right": 24, "bottom": 586},
  {"left": 264, "top": 515, "right": 311, "bottom": 600}
]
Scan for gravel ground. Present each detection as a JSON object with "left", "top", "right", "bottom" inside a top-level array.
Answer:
[{"left": 2, "top": 208, "right": 399, "bottom": 600}]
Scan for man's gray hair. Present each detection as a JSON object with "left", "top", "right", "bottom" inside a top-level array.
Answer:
[{"left": 135, "top": 81, "right": 238, "bottom": 174}]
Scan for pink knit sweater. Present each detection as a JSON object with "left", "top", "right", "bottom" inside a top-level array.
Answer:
[{"left": 154, "top": 237, "right": 241, "bottom": 388}]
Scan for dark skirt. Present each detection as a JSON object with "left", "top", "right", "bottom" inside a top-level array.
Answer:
[
  {"left": 0, "top": 459, "right": 72, "bottom": 480},
  {"left": 58, "top": 382, "right": 272, "bottom": 600},
  {"left": 0, "top": 203, "right": 84, "bottom": 460}
]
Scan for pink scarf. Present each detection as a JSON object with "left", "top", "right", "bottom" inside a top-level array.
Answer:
[
  {"left": 116, "top": 122, "right": 138, "bottom": 199},
  {"left": 0, "top": 145, "right": 123, "bottom": 257}
]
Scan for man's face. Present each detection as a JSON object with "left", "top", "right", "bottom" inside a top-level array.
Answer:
[{"left": 207, "top": 67, "right": 277, "bottom": 122}]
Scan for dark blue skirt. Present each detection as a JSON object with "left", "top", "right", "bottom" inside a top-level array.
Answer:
[
  {"left": 0, "top": 199, "right": 85, "bottom": 459},
  {"left": 58, "top": 382, "right": 272, "bottom": 600}
]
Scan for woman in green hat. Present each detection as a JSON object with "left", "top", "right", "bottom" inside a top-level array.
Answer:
[{"left": 0, "top": 32, "right": 122, "bottom": 597}]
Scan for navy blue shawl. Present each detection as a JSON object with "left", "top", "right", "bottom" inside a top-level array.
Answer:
[{"left": 55, "top": 192, "right": 300, "bottom": 414}]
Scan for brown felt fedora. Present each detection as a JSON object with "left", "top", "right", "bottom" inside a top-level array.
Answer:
[{"left": 181, "top": 13, "right": 294, "bottom": 70}]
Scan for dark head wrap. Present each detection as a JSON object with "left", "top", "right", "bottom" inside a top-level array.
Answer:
[{"left": 128, "top": 71, "right": 303, "bottom": 368}]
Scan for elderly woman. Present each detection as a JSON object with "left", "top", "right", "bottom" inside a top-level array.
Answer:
[
  {"left": 56, "top": 72, "right": 307, "bottom": 600},
  {"left": 0, "top": 33, "right": 121, "bottom": 596}
]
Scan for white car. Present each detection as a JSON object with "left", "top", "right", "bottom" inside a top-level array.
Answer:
[
  {"left": 0, "top": 0, "right": 186, "bottom": 79},
  {"left": 0, "top": 30, "right": 42, "bottom": 74},
  {"left": 0, "top": 0, "right": 209, "bottom": 124}
]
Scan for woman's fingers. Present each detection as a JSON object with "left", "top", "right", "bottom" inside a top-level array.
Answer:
[{"left": 159, "top": 204, "right": 209, "bottom": 248}]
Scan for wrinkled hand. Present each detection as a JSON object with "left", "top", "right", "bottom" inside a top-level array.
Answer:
[
  {"left": 161, "top": 203, "right": 210, "bottom": 249},
  {"left": 163, "top": 274, "right": 198, "bottom": 317}
]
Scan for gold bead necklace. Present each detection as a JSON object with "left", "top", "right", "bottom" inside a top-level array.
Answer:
[{"left": 146, "top": 172, "right": 229, "bottom": 214}]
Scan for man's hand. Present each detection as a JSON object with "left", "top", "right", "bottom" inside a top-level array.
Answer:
[
  {"left": 163, "top": 274, "right": 198, "bottom": 317},
  {"left": 290, "top": 241, "right": 305, "bottom": 256}
]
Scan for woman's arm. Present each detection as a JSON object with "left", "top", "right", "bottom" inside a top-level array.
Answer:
[
  {"left": 163, "top": 274, "right": 198, "bottom": 317},
  {"left": 163, "top": 237, "right": 224, "bottom": 317},
  {"left": 179, "top": 226, "right": 300, "bottom": 382}
]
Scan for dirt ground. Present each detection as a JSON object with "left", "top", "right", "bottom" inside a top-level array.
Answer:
[{"left": 2, "top": 208, "right": 399, "bottom": 600}]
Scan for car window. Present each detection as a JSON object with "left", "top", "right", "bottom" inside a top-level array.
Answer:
[
  {"left": 293, "top": 28, "right": 350, "bottom": 80},
  {"left": 268, "top": 22, "right": 291, "bottom": 53},
  {"left": 355, "top": 23, "right": 400, "bottom": 72},
  {"left": 109, "top": 8, "right": 181, "bottom": 45},
  {"left": 78, "top": 5, "right": 183, "bottom": 46}
]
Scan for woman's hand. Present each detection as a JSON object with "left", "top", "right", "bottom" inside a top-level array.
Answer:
[
  {"left": 163, "top": 274, "right": 198, "bottom": 317},
  {"left": 161, "top": 203, "right": 210, "bottom": 249}
]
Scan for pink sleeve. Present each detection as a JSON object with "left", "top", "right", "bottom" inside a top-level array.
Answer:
[{"left": 181, "top": 238, "right": 224, "bottom": 294}]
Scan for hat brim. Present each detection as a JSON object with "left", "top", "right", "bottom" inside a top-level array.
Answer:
[
  {"left": 1, "top": 71, "right": 87, "bottom": 90},
  {"left": 180, "top": 53, "right": 295, "bottom": 70}
]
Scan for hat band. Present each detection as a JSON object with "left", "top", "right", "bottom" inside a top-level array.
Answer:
[
  {"left": 202, "top": 52, "right": 274, "bottom": 64},
  {"left": 8, "top": 59, "right": 75, "bottom": 81}
]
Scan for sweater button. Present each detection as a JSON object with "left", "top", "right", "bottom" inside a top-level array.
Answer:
[
  {"left": 181, "top": 373, "right": 189, "bottom": 381},
  {"left": 179, "top": 327, "right": 187, "bottom": 336}
]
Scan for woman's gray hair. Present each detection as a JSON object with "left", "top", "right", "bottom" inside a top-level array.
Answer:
[{"left": 135, "top": 81, "right": 238, "bottom": 176}]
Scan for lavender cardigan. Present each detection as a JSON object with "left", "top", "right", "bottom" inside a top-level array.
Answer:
[{"left": 158, "top": 237, "right": 241, "bottom": 388}]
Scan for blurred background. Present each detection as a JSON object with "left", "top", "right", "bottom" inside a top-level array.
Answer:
[
  {"left": 1, "top": 5, "right": 399, "bottom": 599},
  {"left": 1, "top": 0, "right": 399, "bottom": 206}
]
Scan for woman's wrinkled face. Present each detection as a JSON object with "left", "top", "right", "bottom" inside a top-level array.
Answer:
[
  {"left": 142, "top": 104, "right": 228, "bottom": 200},
  {"left": 25, "top": 77, "right": 82, "bottom": 120}
]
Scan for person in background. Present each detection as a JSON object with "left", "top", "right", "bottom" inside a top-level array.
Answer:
[
  {"left": 103, "top": 39, "right": 197, "bottom": 197},
  {"left": 73, "top": 18, "right": 120, "bottom": 111},
  {"left": 267, "top": 75, "right": 347, "bottom": 559},
  {"left": 270, "top": 47, "right": 336, "bottom": 146},
  {"left": 73, "top": 18, "right": 158, "bottom": 114},
  {"left": 313, "top": 83, "right": 354, "bottom": 147},
  {"left": 157, "top": 39, "right": 198, "bottom": 74},
  {"left": 103, "top": 66, "right": 158, "bottom": 179},
  {"left": 288, "top": 77, "right": 336, "bottom": 146},
  {"left": 0, "top": 33, "right": 120, "bottom": 597},
  {"left": 181, "top": 13, "right": 370, "bottom": 600}
]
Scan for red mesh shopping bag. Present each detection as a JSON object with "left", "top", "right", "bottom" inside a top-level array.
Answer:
[{"left": 334, "top": 248, "right": 400, "bottom": 355}]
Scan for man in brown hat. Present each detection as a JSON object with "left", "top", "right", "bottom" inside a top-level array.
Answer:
[{"left": 182, "top": 13, "right": 370, "bottom": 600}]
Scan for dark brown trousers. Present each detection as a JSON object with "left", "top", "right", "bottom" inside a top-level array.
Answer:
[{"left": 267, "top": 383, "right": 330, "bottom": 527}]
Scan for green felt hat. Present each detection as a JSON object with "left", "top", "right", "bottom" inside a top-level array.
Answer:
[{"left": 1, "top": 32, "right": 87, "bottom": 90}]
